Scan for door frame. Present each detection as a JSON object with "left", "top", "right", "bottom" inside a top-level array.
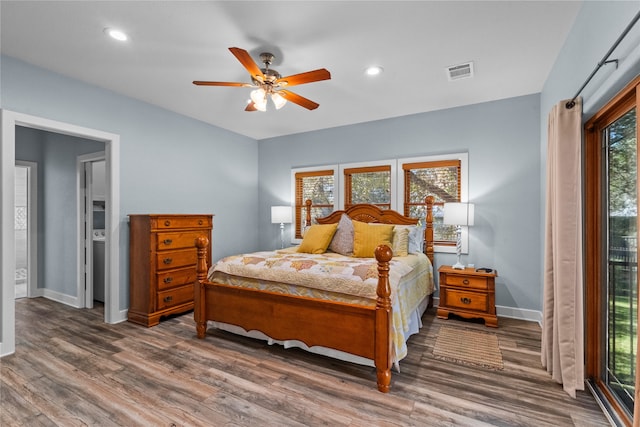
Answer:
[
  {"left": 78, "top": 153, "right": 105, "bottom": 309},
  {"left": 1, "top": 109, "right": 122, "bottom": 357},
  {"left": 14, "top": 161, "right": 38, "bottom": 299}
]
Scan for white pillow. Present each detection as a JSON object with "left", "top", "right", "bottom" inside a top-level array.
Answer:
[{"left": 394, "top": 225, "right": 424, "bottom": 254}]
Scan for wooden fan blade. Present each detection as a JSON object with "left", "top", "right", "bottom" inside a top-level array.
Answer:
[
  {"left": 193, "top": 81, "right": 252, "bottom": 87},
  {"left": 245, "top": 102, "right": 258, "bottom": 112},
  {"left": 229, "top": 47, "right": 264, "bottom": 79},
  {"left": 278, "top": 90, "right": 320, "bottom": 110},
  {"left": 275, "top": 69, "right": 331, "bottom": 87}
]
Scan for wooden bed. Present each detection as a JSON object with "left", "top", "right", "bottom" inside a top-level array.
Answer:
[{"left": 194, "top": 196, "right": 434, "bottom": 392}]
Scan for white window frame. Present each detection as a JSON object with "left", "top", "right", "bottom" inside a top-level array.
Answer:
[{"left": 397, "top": 152, "right": 469, "bottom": 254}]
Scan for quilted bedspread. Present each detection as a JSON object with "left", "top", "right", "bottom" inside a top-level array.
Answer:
[{"left": 209, "top": 248, "right": 423, "bottom": 301}]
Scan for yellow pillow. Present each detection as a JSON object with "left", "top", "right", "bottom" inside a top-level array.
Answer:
[
  {"left": 352, "top": 221, "right": 394, "bottom": 258},
  {"left": 297, "top": 223, "right": 339, "bottom": 254}
]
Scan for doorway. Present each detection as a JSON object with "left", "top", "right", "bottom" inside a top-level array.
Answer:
[
  {"left": 1, "top": 109, "right": 122, "bottom": 357},
  {"left": 14, "top": 161, "right": 37, "bottom": 300},
  {"left": 585, "top": 75, "right": 640, "bottom": 425}
]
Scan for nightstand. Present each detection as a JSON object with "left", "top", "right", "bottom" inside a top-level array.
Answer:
[{"left": 437, "top": 265, "right": 498, "bottom": 327}]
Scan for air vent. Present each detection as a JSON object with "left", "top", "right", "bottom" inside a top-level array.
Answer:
[{"left": 446, "top": 62, "right": 474, "bottom": 81}]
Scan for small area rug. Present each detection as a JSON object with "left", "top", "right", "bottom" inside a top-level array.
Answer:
[{"left": 432, "top": 325, "right": 504, "bottom": 370}]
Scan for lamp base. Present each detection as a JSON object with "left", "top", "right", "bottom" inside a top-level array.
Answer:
[{"left": 452, "top": 261, "right": 466, "bottom": 270}]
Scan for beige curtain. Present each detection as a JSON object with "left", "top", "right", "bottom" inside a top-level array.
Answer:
[{"left": 541, "top": 98, "right": 584, "bottom": 398}]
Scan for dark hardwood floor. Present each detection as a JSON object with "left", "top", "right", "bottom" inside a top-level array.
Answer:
[{"left": 2, "top": 297, "right": 610, "bottom": 426}]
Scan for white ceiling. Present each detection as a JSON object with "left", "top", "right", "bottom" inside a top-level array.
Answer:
[{"left": 0, "top": 1, "right": 582, "bottom": 140}]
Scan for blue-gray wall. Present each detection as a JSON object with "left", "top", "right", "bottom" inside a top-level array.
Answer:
[
  {"left": 3, "top": 1, "right": 640, "bottom": 317},
  {"left": 16, "top": 127, "right": 105, "bottom": 295},
  {"left": 2, "top": 55, "right": 260, "bottom": 310},
  {"left": 258, "top": 95, "right": 542, "bottom": 313}
]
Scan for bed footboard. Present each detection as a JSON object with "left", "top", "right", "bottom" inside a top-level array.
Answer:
[{"left": 193, "top": 237, "right": 394, "bottom": 392}]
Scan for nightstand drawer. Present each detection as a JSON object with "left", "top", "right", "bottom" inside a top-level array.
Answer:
[
  {"left": 154, "top": 216, "right": 211, "bottom": 229},
  {"left": 443, "top": 274, "right": 488, "bottom": 290},
  {"left": 445, "top": 289, "right": 488, "bottom": 312}
]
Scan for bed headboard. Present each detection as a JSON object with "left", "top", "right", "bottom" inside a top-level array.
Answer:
[{"left": 306, "top": 196, "right": 435, "bottom": 264}]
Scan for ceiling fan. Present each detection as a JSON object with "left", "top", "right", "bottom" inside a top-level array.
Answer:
[{"left": 193, "top": 47, "right": 331, "bottom": 112}]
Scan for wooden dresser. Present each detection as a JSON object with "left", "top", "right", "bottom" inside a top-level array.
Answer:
[
  {"left": 437, "top": 265, "right": 498, "bottom": 327},
  {"left": 128, "top": 214, "right": 212, "bottom": 327}
]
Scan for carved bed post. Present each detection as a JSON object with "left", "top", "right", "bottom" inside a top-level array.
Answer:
[
  {"left": 194, "top": 236, "right": 209, "bottom": 339},
  {"left": 424, "top": 196, "right": 434, "bottom": 265},
  {"left": 374, "top": 244, "right": 393, "bottom": 393},
  {"left": 304, "top": 199, "right": 313, "bottom": 229}
]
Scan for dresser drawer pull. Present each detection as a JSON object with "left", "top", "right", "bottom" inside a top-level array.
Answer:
[
  {"left": 163, "top": 239, "right": 173, "bottom": 246},
  {"left": 462, "top": 279, "right": 470, "bottom": 285},
  {"left": 461, "top": 297, "right": 472, "bottom": 304},
  {"left": 164, "top": 220, "right": 171, "bottom": 226},
  {"left": 163, "top": 277, "right": 173, "bottom": 284},
  {"left": 163, "top": 296, "right": 173, "bottom": 303},
  {"left": 198, "top": 219, "right": 203, "bottom": 225},
  {"left": 163, "top": 258, "right": 173, "bottom": 265}
]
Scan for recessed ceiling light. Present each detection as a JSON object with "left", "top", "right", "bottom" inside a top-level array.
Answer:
[
  {"left": 365, "top": 66, "right": 384, "bottom": 76},
  {"left": 104, "top": 28, "right": 128, "bottom": 42}
]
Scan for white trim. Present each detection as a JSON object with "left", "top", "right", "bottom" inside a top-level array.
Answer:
[
  {"left": 433, "top": 297, "right": 543, "bottom": 324},
  {"left": 338, "top": 159, "right": 396, "bottom": 211},
  {"left": 14, "top": 161, "right": 38, "bottom": 298},
  {"left": 397, "top": 152, "right": 470, "bottom": 254},
  {"left": 1, "top": 109, "right": 122, "bottom": 357},
  {"left": 77, "top": 152, "right": 105, "bottom": 310}
]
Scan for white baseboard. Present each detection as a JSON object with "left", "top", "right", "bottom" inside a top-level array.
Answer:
[
  {"left": 42, "top": 288, "right": 80, "bottom": 308},
  {"left": 433, "top": 297, "right": 542, "bottom": 324}
]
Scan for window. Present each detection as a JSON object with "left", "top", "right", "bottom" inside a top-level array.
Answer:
[
  {"left": 293, "top": 168, "right": 336, "bottom": 238},
  {"left": 291, "top": 153, "right": 467, "bottom": 250},
  {"left": 344, "top": 165, "right": 391, "bottom": 210},
  {"left": 402, "top": 159, "right": 461, "bottom": 245}
]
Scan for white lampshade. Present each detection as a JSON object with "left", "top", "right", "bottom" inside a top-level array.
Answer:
[
  {"left": 271, "top": 206, "right": 292, "bottom": 224},
  {"left": 443, "top": 202, "right": 475, "bottom": 226},
  {"left": 250, "top": 88, "right": 267, "bottom": 112},
  {"left": 271, "top": 92, "right": 287, "bottom": 109}
]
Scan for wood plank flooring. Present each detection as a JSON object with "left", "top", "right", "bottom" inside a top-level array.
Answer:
[{"left": 1, "top": 297, "right": 610, "bottom": 426}]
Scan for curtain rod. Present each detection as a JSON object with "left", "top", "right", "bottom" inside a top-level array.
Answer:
[{"left": 566, "top": 9, "right": 640, "bottom": 109}]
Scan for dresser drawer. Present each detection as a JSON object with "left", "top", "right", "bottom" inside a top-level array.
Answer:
[
  {"left": 156, "top": 267, "right": 197, "bottom": 291},
  {"left": 155, "top": 216, "right": 211, "bottom": 230},
  {"left": 157, "top": 284, "right": 194, "bottom": 310},
  {"left": 444, "top": 289, "right": 488, "bottom": 312},
  {"left": 156, "top": 231, "right": 203, "bottom": 251},
  {"left": 443, "top": 274, "right": 488, "bottom": 290},
  {"left": 156, "top": 249, "right": 197, "bottom": 271}
]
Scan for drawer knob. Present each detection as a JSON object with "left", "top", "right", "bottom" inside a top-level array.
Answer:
[
  {"left": 461, "top": 297, "right": 472, "bottom": 304},
  {"left": 198, "top": 220, "right": 203, "bottom": 225},
  {"left": 163, "top": 239, "right": 173, "bottom": 245},
  {"left": 462, "top": 279, "right": 469, "bottom": 285},
  {"left": 163, "top": 277, "right": 173, "bottom": 284},
  {"left": 163, "top": 296, "right": 173, "bottom": 303},
  {"left": 163, "top": 258, "right": 173, "bottom": 265},
  {"left": 164, "top": 220, "right": 171, "bottom": 226}
]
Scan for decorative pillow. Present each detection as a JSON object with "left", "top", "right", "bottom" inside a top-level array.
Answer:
[
  {"left": 391, "top": 226, "right": 410, "bottom": 257},
  {"left": 297, "top": 223, "right": 338, "bottom": 254},
  {"left": 352, "top": 221, "right": 394, "bottom": 258},
  {"left": 393, "top": 225, "right": 424, "bottom": 254},
  {"left": 328, "top": 214, "right": 354, "bottom": 256}
]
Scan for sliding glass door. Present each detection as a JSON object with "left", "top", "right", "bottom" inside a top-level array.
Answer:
[{"left": 585, "top": 76, "right": 640, "bottom": 425}]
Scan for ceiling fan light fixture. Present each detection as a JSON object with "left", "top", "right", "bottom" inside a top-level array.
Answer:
[
  {"left": 271, "top": 92, "right": 287, "bottom": 110},
  {"left": 250, "top": 89, "right": 267, "bottom": 111}
]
